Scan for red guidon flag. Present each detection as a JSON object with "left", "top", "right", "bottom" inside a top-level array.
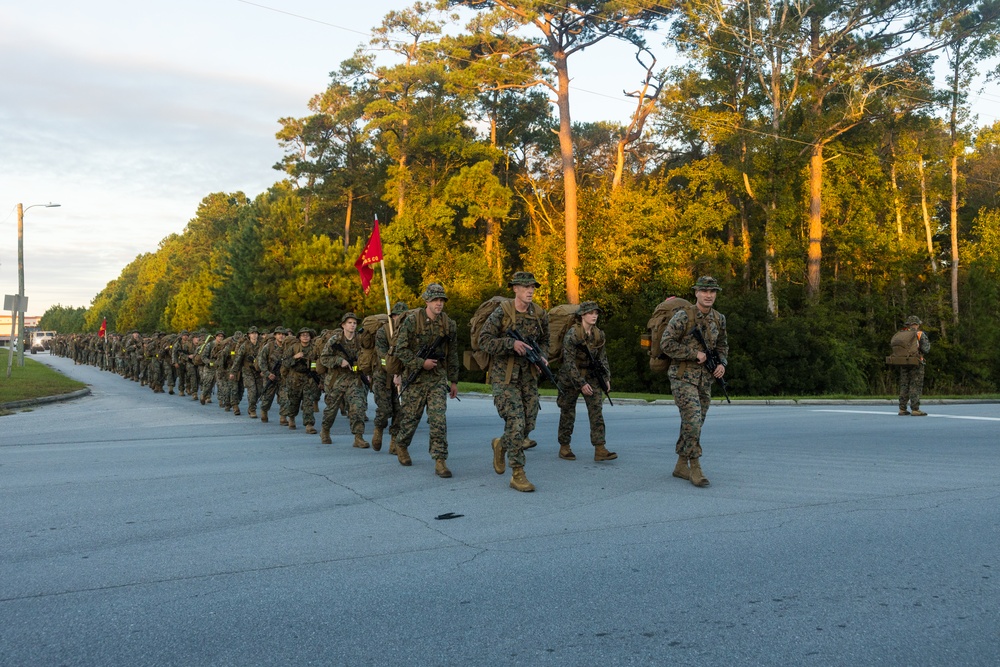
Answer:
[
  {"left": 98, "top": 318, "right": 107, "bottom": 338},
  {"left": 354, "top": 219, "right": 384, "bottom": 294}
]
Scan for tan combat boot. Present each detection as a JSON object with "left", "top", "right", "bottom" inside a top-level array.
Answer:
[
  {"left": 910, "top": 409, "right": 927, "bottom": 416},
  {"left": 248, "top": 409, "right": 257, "bottom": 419},
  {"left": 435, "top": 459, "right": 452, "bottom": 478},
  {"left": 353, "top": 434, "right": 369, "bottom": 449},
  {"left": 320, "top": 428, "right": 332, "bottom": 445},
  {"left": 279, "top": 416, "right": 287, "bottom": 426},
  {"left": 178, "top": 389, "right": 185, "bottom": 397},
  {"left": 396, "top": 445, "right": 412, "bottom": 466},
  {"left": 287, "top": 418, "right": 296, "bottom": 430},
  {"left": 305, "top": 424, "right": 317, "bottom": 435},
  {"left": 509, "top": 466, "right": 535, "bottom": 492},
  {"left": 491, "top": 438, "right": 505, "bottom": 475},
  {"left": 558, "top": 445, "right": 576, "bottom": 461},
  {"left": 371, "top": 428, "right": 383, "bottom": 452},
  {"left": 233, "top": 407, "right": 241, "bottom": 416},
  {"left": 523, "top": 438, "right": 537, "bottom": 450},
  {"left": 672, "top": 455, "right": 691, "bottom": 481},
  {"left": 389, "top": 438, "right": 397, "bottom": 456},
  {"left": 689, "top": 457, "right": 710, "bottom": 487},
  {"left": 594, "top": 444, "right": 617, "bottom": 461},
  {"left": 260, "top": 410, "right": 268, "bottom": 423}
]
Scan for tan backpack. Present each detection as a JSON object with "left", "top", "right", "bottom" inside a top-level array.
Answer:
[
  {"left": 887, "top": 330, "right": 922, "bottom": 366},
  {"left": 546, "top": 303, "right": 580, "bottom": 365},
  {"left": 384, "top": 309, "right": 422, "bottom": 377},
  {"left": 464, "top": 296, "right": 514, "bottom": 371},
  {"left": 358, "top": 314, "right": 389, "bottom": 376},
  {"left": 643, "top": 297, "right": 697, "bottom": 373}
]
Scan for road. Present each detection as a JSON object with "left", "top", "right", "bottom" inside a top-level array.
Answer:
[{"left": 2, "top": 355, "right": 998, "bottom": 666}]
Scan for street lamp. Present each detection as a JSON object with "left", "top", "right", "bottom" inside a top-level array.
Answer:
[{"left": 15, "top": 202, "right": 60, "bottom": 367}]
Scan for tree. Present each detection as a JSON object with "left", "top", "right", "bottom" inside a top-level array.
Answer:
[{"left": 452, "top": 0, "right": 669, "bottom": 303}]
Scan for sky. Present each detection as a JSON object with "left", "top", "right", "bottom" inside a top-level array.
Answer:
[{"left": 2, "top": 1, "right": 999, "bottom": 319}]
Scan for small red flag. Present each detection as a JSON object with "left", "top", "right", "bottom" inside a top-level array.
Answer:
[
  {"left": 98, "top": 318, "right": 107, "bottom": 338},
  {"left": 354, "top": 219, "right": 384, "bottom": 294}
]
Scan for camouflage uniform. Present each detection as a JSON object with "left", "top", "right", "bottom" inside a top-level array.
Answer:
[
  {"left": 393, "top": 287, "right": 459, "bottom": 464},
  {"left": 257, "top": 329, "right": 288, "bottom": 420},
  {"left": 898, "top": 316, "right": 931, "bottom": 415},
  {"left": 183, "top": 334, "right": 201, "bottom": 399},
  {"left": 124, "top": 332, "right": 142, "bottom": 380},
  {"left": 556, "top": 308, "right": 610, "bottom": 450},
  {"left": 170, "top": 332, "right": 190, "bottom": 396},
  {"left": 219, "top": 332, "right": 245, "bottom": 412},
  {"left": 199, "top": 332, "right": 225, "bottom": 403},
  {"left": 372, "top": 304, "right": 408, "bottom": 443},
  {"left": 281, "top": 329, "right": 319, "bottom": 428},
  {"left": 146, "top": 333, "right": 165, "bottom": 392},
  {"left": 659, "top": 279, "right": 728, "bottom": 462},
  {"left": 234, "top": 328, "right": 262, "bottom": 416},
  {"left": 479, "top": 274, "right": 549, "bottom": 470},
  {"left": 319, "top": 315, "right": 369, "bottom": 441}
]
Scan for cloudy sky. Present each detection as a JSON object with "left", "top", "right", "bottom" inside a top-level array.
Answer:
[{"left": 2, "top": 1, "right": 997, "bottom": 318}]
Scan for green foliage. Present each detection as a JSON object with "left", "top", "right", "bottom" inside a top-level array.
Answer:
[{"left": 38, "top": 305, "right": 86, "bottom": 333}]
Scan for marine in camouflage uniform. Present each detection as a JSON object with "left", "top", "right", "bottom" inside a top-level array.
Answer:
[
  {"left": 897, "top": 316, "right": 931, "bottom": 416},
  {"left": 556, "top": 302, "right": 617, "bottom": 462},
  {"left": 161, "top": 334, "right": 178, "bottom": 395},
  {"left": 147, "top": 333, "right": 165, "bottom": 393},
  {"left": 372, "top": 302, "right": 408, "bottom": 452},
  {"left": 199, "top": 331, "right": 225, "bottom": 404},
  {"left": 183, "top": 332, "right": 202, "bottom": 400},
  {"left": 124, "top": 331, "right": 142, "bottom": 381},
  {"left": 391, "top": 284, "right": 460, "bottom": 477},
  {"left": 257, "top": 327, "right": 288, "bottom": 423},
  {"left": 170, "top": 331, "right": 190, "bottom": 396},
  {"left": 478, "top": 271, "right": 550, "bottom": 492},
  {"left": 281, "top": 328, "right": 319, "bottom": 432},
  {"left": 234, "top": 327, "right": 262, "bottom": 418},
  {"left": 319, "top": 313, "right": 370, "bottom": 447},
  {"left": 659, "top": 276, "right": 729, "bottom": 488},
  {"left": 219, "top": 332, "right": 244, "bottom": 413}
]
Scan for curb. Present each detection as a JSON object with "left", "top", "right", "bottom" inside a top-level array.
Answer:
[{"left": 0, "top": 387, "right": 92, "bottom": 411}]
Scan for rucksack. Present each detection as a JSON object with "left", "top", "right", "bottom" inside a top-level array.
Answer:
[
  {"left": 887, "top": 330, "right": 922, "bottom": 366},
  {"left": 313, "top": 329, "right": 341, "bottom": 375},
  {"left": 547, "top": 303, "right": 580, "bottom": 365},
  {"left": 644, "top": 297, "right": 697, "bottom": 373},
  {"left": 357, "top": 314, "right": 389, "bottom": 376}
]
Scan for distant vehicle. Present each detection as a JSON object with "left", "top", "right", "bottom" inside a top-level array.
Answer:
[{"left": 30, "top": 330, "right": 56, "bottom": 354}]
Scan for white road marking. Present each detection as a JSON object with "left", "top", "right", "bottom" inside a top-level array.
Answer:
[{"left": 813, "top": 409, "right": 1000, "bottom": 422}]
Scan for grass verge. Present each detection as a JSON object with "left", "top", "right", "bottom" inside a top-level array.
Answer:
[{"left": 0, "top": 357, "right": 87, "bottom": 412}]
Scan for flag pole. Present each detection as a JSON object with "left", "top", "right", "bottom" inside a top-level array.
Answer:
[{"left": 374, "top": 215, "right": 394, "bottom": 337}]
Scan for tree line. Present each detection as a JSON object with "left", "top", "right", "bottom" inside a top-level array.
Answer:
[{"left": 42, "top": 0, "right": 1000, "bottom": 395}]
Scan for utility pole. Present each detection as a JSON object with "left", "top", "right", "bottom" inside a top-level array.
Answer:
[{"left": 15, "top": 202, "right": 60, "bottom": 367}]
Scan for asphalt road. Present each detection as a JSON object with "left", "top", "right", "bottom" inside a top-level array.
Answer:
[{"left": 2, "top": 355, "right": 998, "bottom": 666}]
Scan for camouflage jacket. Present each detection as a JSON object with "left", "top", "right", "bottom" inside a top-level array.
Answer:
[
  {"left": 478, "top": 301, "right": 549, "bottom": 385},
  {"left": 659, "top": 307, "right": 728, "bottom": 384},
  {"left": 394, "top": 309, "right": 459, "bottom": 385},
  {"left": 559, "top": 323, "right": 610, "bottom": 390}
]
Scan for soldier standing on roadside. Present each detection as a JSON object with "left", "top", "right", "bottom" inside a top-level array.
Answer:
[
  {"left": 897, "top": 316, "right": 931, "bottom": 417},
  {"left": 660, "top": 276, "right": 728, "bottom": 488}
]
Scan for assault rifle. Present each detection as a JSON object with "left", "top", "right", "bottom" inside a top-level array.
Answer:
[
  {"left": 333, "top": 342, "right": 373, "bottom": 393},
  {"left": 691, "top": 327, "right": 731, "bottom": 403},
  {"left": 580, "top": 344, "right": 613, "bottom": 406},
  {"left": 261, "top": 357, "right": 282, "bottom": 394},
  {"left": 507, "top": 329, "right": 559, "bottom": 389},
  {"left": 399, "top": 334, "right": 453, "bottom": 397}
]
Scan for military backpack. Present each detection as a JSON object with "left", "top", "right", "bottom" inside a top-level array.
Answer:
[
  {"left": 546, "top": 303, "right": 580, "bottom": 366},
  {"left": 886, "top": 330, "right": 922, "bottom": 366},
  {"left": 643, "top": 297, "right": 697, "bottom": 373},
  {"left": 358, "top": 314, "right": 389, "bottom": 376}
]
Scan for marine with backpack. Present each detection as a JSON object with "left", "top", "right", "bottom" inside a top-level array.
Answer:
[{"left": 893, "top": 315, "right": 931, "bottom": 416}]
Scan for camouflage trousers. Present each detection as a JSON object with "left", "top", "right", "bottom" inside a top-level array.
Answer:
[
  {"left": 669, "top": 377, "right": 713, "bottom": 459},
  {"left": 899, "top": 365, "right": 926, "bottom": 410},
  {"left": 372, "top": 371, "right": 401, "bottom": 436},
  {"left": 243, "top": 372, "right": 261, "bottom": 412},
  {"left": 321, "top": 374, "right": 367, "bottom": 436},
  {"left": 162, "top": 361, "right": 175, "bottom": 391},
  {"left": 218, "top": 372, "right": 241, "bottom": 409},
  {"left": 556, "top": 378, "right": 606, "bottom": 447},
  {"left": 283, "top": 373, "right": 318, "bottom": 425},
  {"left": 173, "top": 364, "right": 186, "bottom": 393},
  {"left": 184, "top": 364, "right": 199, "bottom": 396},
  {"left": 491, "top": 375, "right": 540, "bottom": 469},
  {"left": 395, "top": 378, "right": 450, "bottom": 460},
  {"left": 260, "top": 376, "right": 283, "bottom": 413},
  {"left": 200, "top": 365, "right": 217, "bottom": 400}
]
